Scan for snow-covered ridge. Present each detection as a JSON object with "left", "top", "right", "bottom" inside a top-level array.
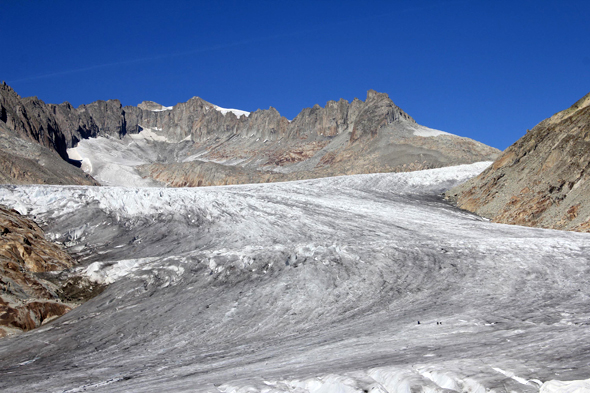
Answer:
[
  {"left": 142, "top": 100, "right": 249, "bottom": 117},
  {"left": 213, "top": 104, "right": 250, "bottom": 118},
  {"left": 138, "top": 101, "right": 174, "bottom": 112}
]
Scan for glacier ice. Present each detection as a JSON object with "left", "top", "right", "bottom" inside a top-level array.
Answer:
[{"left": 0, "top": 162, "right": 589, "bottom": 392}]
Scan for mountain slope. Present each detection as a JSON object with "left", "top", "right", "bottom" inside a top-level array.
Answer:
[
  {"left": 445, "top": 92, "right": 590, "bottom": 232},
  {"left": 0, "top": 83, "right": 69, "bottom": 159},
  {"left": 0, "top": 124, "right": 98, "bottom": 186},
  {"left": 0, "top": 84, "right": 99, "bottom": 186}
]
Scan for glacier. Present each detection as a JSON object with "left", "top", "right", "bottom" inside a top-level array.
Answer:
[{"left": 1, "top": 162, "right": 590, "bottom": 392}]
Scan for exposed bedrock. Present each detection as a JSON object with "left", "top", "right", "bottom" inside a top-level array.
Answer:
[
  {"left": 0, "top": 122, "right": 99, "bottom": 186},
  {"left": 446, "top": 92, "right": 590, "bottom": 232},
  {"left": 73, "top": 90, "right": 500, "bottom": 187}
]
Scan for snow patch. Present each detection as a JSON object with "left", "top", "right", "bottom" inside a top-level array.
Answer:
[
  {"left": 152, "top": 106, "right": 173, "bottom": 112},
  {"left": 130, "top": 127, "right": 170, "bottom": 142},
  {"left": 66, "top": 131, "right": 169, "bottom": 187},
  {"left": 493, "top": 367, "right": 534, "bottom": 386},
  {"left": 407, "top": 123, "right": 453, "bottom": 137},
  {"left": 213, "top": 105, "right": 250, "bottom": 118}
]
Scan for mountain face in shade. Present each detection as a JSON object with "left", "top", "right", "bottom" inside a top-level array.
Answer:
[
  {"left": 0, "top": 83, "right": 71, "bottom": 160},
  {"left": 445, "top": 92, "right": 590, "bottom": 232}
]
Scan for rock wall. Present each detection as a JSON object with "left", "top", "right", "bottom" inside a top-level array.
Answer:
[
  {"left": 129, "top": 89, "right": 415, "bottom": 144},
  {"left": 0, "top": 121, "right": 99, "bottom": 186}
]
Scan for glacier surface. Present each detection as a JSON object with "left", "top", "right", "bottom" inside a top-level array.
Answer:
[{"left": 1, "top": 162, "right": 590, "bottom": 392}]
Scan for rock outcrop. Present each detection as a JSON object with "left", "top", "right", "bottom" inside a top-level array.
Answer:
[
  {"left": 1, "top": 82, "right": 128, "bottom": 161},
  {"left": 445, "top": 92, "right": 590, "bottom": 232},
  {"left": 0, "top": 204, "right": 103, "bottom": 337}
]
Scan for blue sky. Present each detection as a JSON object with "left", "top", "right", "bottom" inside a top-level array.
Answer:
[{"left": 2, "top": 0, "right": 589, "bottom": 149}]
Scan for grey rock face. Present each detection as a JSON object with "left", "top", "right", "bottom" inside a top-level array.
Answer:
[
  {"left": 132, "top": 90, "right": 415, "bottom": 144},
  {"left": 76, "top": 99, "right": 126, "bottom": 138},
  {"left": 47, "top": 101, "right": 100, "bottom": 147},
  {"left": 349, "top": 89, "right": 414, "bottom": 142},
  {"left": 0, "top": 83, "right": 69, "bottom": 160},
  {"left": 1, "top": 83, "right": 131, "bottom": 154},
  {"left": 84, "top": 90, "right": 499, "bottom": 187}
]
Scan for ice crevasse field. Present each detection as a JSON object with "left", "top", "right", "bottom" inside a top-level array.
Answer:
[{"left": 1, "top": 162, "right": 590, "bottom": 393}]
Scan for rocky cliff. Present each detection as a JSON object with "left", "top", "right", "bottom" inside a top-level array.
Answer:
[
  {"left": 0, "top": 204, "right": 103, "bottom": 338},
  {"left": 445, "top": 92, "right": 590, "bottom": 232},
  {"left": 0, "top": 83, "right": 70, "bottom": 159},
  {"left": 0, "top": 84, "right": 100, "bottom": 186},
  {"left": 1, "top": 83, "right": 500, "bottom": 187},
  {"left": 0, "top": 82, "right": 130, "bottom": 154}
]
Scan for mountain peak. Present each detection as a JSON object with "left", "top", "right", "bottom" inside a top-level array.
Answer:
[
  {"left": 366, "top": 89, "right": 390, "bottom": 102},
  {"left": 138, "top": 101, "right": 169, "bottom": 111}
]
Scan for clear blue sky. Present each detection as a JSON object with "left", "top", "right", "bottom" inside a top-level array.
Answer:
[{"left": 2, "top": 0, "right": 589, "bottom": 149}]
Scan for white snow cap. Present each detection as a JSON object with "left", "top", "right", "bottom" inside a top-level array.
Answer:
[{"left": 213, "top": 105, "right": 250, "bottom": 118}]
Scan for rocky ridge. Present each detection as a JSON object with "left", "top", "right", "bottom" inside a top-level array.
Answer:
[
  {"left": 75, "top": 90, "right": 500, "bottom": 187},
  {"left": 0, "top": 84, "right": 99, "bottom": 186},
  {"left": 131, "top": 90, "right": 500, "bottom": 182},
  {"left": 445, "top": 92, "right": 590, "bottom": 232},
  {"left": 0, "top": 83, "right": 69, "bottom": 160},
  {"left": 1, "top": 82, "right": 500, "bottom": 186}
]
